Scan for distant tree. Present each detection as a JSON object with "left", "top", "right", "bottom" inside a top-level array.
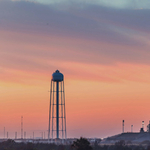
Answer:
[
  {"left": 57, "top": 145, "right": 65, "bottom": 150},
  {"left": 72, "top": 137, "right": 93, "bottom": 150},
  {"left": 115, "top": 140, "right": 125, "bottom": 146},
  {"left": 147, "top": 145, "right": 150, "bottom": 150},
  {"left": 132, "top": 146, "right": 145, "bottom": 150},
  {"left": 114, "top": 140, "right": 133, "bottom": 150},
  {"left": 93, "top": 141, "right": 99, "bottom": 150},
  {"left": 126, "top": 140, "right": 132, "bottom": 145},
  {"left": 26, "top": 143, "right": 36, "bottom": 150}
]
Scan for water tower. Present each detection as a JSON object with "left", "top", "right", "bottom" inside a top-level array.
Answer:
[{"left": 48, "top": 70, "right": 67, "bottom": 140}]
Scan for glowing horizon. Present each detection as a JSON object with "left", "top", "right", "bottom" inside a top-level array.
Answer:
[{"left": 0, "top": 0, "right": 150, "bottom": 139}]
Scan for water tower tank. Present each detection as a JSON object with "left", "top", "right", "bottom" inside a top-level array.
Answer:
[{"left": 52, "top": 70, "right": 63, "bottom": 82}]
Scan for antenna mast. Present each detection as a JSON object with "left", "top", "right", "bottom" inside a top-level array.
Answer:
[
  {"left": 122, "top": 120, "right": 124, "bottom": 133},
  {"left": 21, "top": 116, "right": 23, "bottom": 139}
]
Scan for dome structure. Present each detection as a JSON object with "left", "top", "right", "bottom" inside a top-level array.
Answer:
[{"left": 52, "top": 70, "right": 63, "bottom": 82}]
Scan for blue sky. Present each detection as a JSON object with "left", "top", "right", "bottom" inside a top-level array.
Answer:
[{"left": 13, "top": 0, "right": 150, "bottom": 9}]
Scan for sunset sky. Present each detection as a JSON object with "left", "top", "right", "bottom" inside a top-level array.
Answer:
[{"left": 0, "top": 0, "right": 150, "bottom": 139}]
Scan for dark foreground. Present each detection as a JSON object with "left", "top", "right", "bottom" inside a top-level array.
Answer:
[{"left": 1, "top": 139, "right": 150, "bottom": 150}]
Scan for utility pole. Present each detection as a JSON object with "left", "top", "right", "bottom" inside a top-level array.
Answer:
[{"left": 4, "top": 127, "right": 5, "bottom": 139}]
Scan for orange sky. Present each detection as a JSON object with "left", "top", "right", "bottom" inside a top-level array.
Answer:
[{"left": 1, "top": 28, "right": 150, "bottom": 138}]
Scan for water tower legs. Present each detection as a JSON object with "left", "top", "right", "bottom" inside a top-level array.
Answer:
[{"left": 48, "top": 70, "right": 67, "bottom": 140}]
